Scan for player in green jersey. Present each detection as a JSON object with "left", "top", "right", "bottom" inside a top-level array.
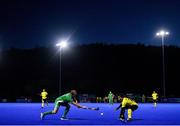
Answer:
[
  {"left": 40, "top": 90, "right": 86, "bottom": 120},
  {"left": 108, "top": 91, "right": 114, "bottom": 105}
]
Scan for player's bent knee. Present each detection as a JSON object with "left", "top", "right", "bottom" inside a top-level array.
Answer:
[
  {"left": 131, "top": 105, "right": 138, "bottom": 111},
  {"left": 52, "top": 109, "right": 58, "bottom": 114},
  {"left": 52, "top": 111, "right": 57, "bottom": 114}
]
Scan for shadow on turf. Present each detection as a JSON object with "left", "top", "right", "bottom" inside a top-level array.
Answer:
[
  {"left": 68, "top": 118, "right": 88, "bottom": 120},
  {"left": 44, "top": 118, "right": 88, "bottom": 121},
  {"left": 130, "top": 118, "right": 144, "bottom": 121}
]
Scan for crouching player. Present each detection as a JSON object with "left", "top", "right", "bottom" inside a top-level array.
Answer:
[
  {"left": 115, "top": 94, "right": 138, "bottom": 121},
  {"left": 41, "top": 90, "right": 86, "bottom": 120}
]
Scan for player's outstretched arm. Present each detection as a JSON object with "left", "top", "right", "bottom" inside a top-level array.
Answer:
[{"left": 71, "top": 101, "right": 86, "bottom": 109}]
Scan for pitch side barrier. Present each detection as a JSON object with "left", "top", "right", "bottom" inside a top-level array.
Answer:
[
  {"left": 1, "top": 125, "right": 180, "bottom": 126},
  {"left": 1, "top": 96, "right": 180, "bottom": 103},
  {"left": 160, "top": 98, "right": 180, "bottom": 103}
]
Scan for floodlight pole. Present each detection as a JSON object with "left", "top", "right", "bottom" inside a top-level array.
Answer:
[
  {"left": 56, "top": 41, "right": 67, "bottom": 95},
  {"left": 59, "top": 47, "right": 62, "bottom": 95},
  {"left": 156, "top": 30, "right": 169, "bottom": 98},
  {"left": 161, "top": 35, "right": 166, "bottom": 98}
]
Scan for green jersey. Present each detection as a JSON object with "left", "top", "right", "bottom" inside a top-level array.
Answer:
[
  {"left": 108, "top": 93, "right": 113, "bottom": 99},
  {"left": 108, "top": 92, "right": 114, "bottom": 104},
  {"left": 55, "top": 93, "right": 73, "bottom": 103}
]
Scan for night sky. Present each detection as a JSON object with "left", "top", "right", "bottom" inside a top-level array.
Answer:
[{"left": 0, "top": 0, "right": 180, "bottom": 48}]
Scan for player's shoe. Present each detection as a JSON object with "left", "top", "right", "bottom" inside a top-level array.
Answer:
[
  {"left": 40, "top": 113, "right": 44, "bottom": 120},
  {"left": 60, "top": 116, "right": 68, "bottom": 120},
  {"left": 127, "top": 118, "right": 132, "bottom": 121},
  {"left": 119, "top": 118, "right": 125, "bottom": 122},
  {"left": 119, "top": 115, "right": 125, "bottom": 122}
]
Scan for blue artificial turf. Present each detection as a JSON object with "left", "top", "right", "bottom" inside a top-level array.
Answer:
[{"left": 0, "top": 103, "right": 180, "bottom": 125}]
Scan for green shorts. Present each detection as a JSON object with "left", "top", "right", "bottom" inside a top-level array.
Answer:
[{"left": 55, "top": 100, "right": 69, "bottom": 109}]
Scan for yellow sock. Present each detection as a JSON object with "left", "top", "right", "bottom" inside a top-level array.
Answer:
[
  {"left": 42, "top": 100, "right": 44, "bottom": 108},
  {"left": 128, "top": 109, "right": 132, "bottom": 119},
  {"left": 154, "top": 102, "right": 156, "bottom": 107}
]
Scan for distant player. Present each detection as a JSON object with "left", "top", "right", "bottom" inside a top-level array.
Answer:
[
  {"left": 103, "top": 96, "right": 108, "bottom": 103},
  {"left": 118, "top": 95, "right": 121, "bottom": 102},
  {"left": 142, "top": 94, "right": 146, "bottom": 103},
  {"left": 99, "top": 97, "right": 102, "bottom": 103},
  {"left": 152, "top": 91, "right": 158, "bottom": 107},
  {"left": 96, "top": 97, "right": 99, "bottom": 103},
  {"left": 41, "top": 89, "right": 48, "bottom": 108},
  {"left": 108, "top": 91, "right": 114, "bottom": 105},
  {"left": 115, "top": 94, "right": 138, "bottom": 121},
  {"left": 40, "top": 90, "right": 87, "bottom": 120}
]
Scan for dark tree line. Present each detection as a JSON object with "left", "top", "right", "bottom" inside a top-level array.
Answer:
[{"left": 0, "top": 44, "right": 180, "bottom": 101}]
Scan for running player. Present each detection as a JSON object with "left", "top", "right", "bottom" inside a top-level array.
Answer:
[
  {"left": 41, "top": 89, "right": 48, "bottom": 108},
  {"left": 152, "top": 91, "right": 158, "bottom": 107},
  {"left": 108, "top": 91, "right": 114, "bottom": 105},
  {"left": 40, "top": 90, "right": 87, "bottom": 120},
  {"left": 115, "top": 94, "right": 138, "bottom": 121}
]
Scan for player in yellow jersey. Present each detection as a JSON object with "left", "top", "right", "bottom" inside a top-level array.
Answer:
[
  {"left": 152, "top": 91, "right": 158, "bottom": 107},
  {"left": 41, "top": 89, "right": 48, "bottom": 108},
  {"left": 115, "top": 94, "right": 138, "bottom": 121}
]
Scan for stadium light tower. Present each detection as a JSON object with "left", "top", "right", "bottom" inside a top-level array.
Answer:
[
  {"left": 156, "top": 30, "right": 169, "bottom": 98},
  {"left": 56, "top": 41, "right": 68, "bottom": 95}
]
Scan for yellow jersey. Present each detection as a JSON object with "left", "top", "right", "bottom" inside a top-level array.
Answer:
[
  {"left": 121, "top": 97, "right": 138, "bottom": 108},
  {"left": 41, "top": 91, "right": 48, "bottom": 99},
  {"left": 152, "top": 92, "right": 158, "bottom": 100}
]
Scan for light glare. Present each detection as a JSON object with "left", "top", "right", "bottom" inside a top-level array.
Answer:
[
  {"left": 56, "top": 41, "right": 68, "bottom": 48},
  {"left": 156, "top": 30, "right": 169, "bottom": 37},
  {"left": 160, "top": 31, "right": 165, "bottom": 35}
]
